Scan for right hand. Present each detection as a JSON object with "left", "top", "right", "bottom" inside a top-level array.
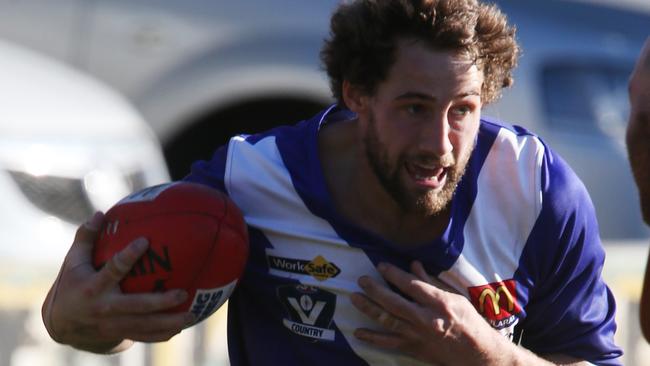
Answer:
[{"left": 41, "top": 212, "right": 194, "bottom": 353}]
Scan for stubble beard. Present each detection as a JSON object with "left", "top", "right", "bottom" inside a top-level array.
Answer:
[{"left": 363, "top": 112, "right": 473, "bottom": 217}]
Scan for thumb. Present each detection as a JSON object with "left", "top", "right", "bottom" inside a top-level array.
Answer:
[{"left": 65, "top": 211, "right": 105, "bottom": 268}]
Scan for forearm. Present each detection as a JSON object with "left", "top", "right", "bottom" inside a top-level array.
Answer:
[{"left": 488, "top": 332, "right": 588, "bottom": 366}]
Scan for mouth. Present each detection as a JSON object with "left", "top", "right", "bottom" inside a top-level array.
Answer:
[{"left": 404, "top": 161, "right": 448, "bottom": 189}]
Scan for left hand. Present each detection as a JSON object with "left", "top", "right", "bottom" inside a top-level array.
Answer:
[{"left": 351, "top": 261, "right": 510, "bottom": 366}]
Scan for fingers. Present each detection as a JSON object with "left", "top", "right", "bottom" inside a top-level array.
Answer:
[
  {"left": 353, "top": 327, "right": 403, "bottom": 350},
  {"left": 356, "top": 274, "right": 424, "bottom": 324},
  {"left": 351, "top": 293, "right": 415, "bottom": 336},
  {"left": 374, "top": 263, "right": 444, "bottom": 308},
  {"left": 65, "top": 212, "right": 105, "bottom": 268},
  {"left": 91, "top": 238, "right": 149, "bottom": 292},
  {"left": 99, "top": 290, "right": 190, "bottom": 315}
]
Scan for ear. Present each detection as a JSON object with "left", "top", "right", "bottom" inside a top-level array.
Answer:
[{"left": 342, "top": 80, "right": 368, "bottom": 113}]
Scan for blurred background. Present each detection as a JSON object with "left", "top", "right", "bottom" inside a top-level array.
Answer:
[{"left": 0, "top": 0, "right": 647, "bottom": 365}]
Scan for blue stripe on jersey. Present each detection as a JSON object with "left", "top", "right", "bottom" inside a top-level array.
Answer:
[
  {"left": 433, "top": 119, "right": 501, "bottom": 275},
  {"left": 186, "top": 145, "right": 228, "bottom": 193},
  {"left": 513, "top": 143, "right": 622, "bottom": 364}
]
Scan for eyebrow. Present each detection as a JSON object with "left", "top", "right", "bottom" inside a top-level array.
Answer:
[{"left": 395, "top": 90, "right": 481, "bottom": 101}]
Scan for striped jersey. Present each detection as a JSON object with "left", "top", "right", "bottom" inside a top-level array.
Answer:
[{"left": 185, "top": 105, "right": 622, "bottom": 365}]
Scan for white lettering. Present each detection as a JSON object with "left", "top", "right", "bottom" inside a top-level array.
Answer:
[{"left": 282, "top": 319, "right": 335, "bottom": 341}]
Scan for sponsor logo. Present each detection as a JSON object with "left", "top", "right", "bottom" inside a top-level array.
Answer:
[
  {"left": 268, "top": 255, "right": 341, "bottom": 281},
  {"left": 278, "top": 284, "right": 337, "bottom": 341},
  {"left": 189, "top": 280, "right": 238, "bottom": 324},
  {"left": 468, "top": 280, "right": 521, "bottom": 329}
]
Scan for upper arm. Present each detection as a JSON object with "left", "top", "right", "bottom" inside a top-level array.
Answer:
[
  {"left": 183, "top": 143, "right": 229, "bottom": 193},
  {"left": 516, "top": 148, "right": 622, "bottom": 365}
]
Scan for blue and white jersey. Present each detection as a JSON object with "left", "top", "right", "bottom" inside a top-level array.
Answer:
[{"left": 185, "top": 105, "right": 622, "bottom": 365}]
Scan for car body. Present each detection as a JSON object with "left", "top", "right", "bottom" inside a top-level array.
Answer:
[{"left": 0, "top": 38, "right": 169, "bottom": 366}]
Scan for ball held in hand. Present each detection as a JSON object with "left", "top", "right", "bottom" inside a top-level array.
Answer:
[{"left": 93, "top": 182, "right": 249, "bottom": 325}]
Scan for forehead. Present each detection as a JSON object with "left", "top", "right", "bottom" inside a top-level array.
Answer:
[{"left": 381, "top": 39, "right": 483, "bottom": 97}]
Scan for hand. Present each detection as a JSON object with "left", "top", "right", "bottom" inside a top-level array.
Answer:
[
  {"left": 41, "top": 212, "right": 194, "bottom": 353},
  {"left": 351, "top": 261, "right": 559, "bottom": 366},
  {"left": 627, "top": 37, "right": 650, "bottom": 224}
]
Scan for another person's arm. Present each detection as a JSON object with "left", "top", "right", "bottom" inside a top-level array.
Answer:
[
  {"left": 41, "top": 212, "right": 192, "bottom": 353},
  {"left": 627, "top": 37, "right": 650, "bottom": 224},
  {"left": 627, "top": 37, "right": 650, "bottom": 343}
]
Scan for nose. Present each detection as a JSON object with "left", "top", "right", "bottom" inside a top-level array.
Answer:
[{"left": 418, "top": 113, "right": 453, "bottom": 157}]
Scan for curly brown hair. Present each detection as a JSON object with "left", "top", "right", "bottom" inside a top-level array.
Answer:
[{"left": 321, "top": 0, "right": 520, "bottom": 105}]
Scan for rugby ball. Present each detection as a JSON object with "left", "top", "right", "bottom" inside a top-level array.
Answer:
[{"left": 93, "top": 182, "right": 249, "bottom": 325}]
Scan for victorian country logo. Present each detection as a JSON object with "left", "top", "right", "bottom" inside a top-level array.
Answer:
[{"left": 277, "top": 284, "right": 337, "bottom": 341}]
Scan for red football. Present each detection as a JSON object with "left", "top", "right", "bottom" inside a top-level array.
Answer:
[{"left": 93, "top": 181, "right": 248, "bottom": 325}]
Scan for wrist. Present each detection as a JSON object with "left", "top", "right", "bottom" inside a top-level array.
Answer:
[{"left": 482, "top": 334, "right": 554, "bottom": 366}]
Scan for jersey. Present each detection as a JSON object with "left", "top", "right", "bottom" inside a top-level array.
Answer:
[{"left": 185, "top": 105, "right": 622, "bottom": 365}]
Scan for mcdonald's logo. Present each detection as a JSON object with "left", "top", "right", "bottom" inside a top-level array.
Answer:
[{"left": 468, "top": 280, "right": 521, "bottom": 322}]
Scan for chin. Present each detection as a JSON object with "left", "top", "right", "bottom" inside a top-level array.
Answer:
[{"left": 414, "top": 189, "right": 454, "bottom": 216}]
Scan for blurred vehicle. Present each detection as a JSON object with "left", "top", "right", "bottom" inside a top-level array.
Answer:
[
  {"left": 0, "top": 0, "right": 646, "bottom": 241},
  {"left": 0, "top": 38, "right": 169, "bottom": 366},
  {"left": 0, "top": 0, "right": 340, "bottom": 180},
  {"left": 0, "top": 0, "right": 648, "bottom": 364}
]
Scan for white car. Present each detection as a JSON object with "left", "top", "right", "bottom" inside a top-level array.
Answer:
[{"left": 0, "top": 39, "right": 169, "bottom": 366}]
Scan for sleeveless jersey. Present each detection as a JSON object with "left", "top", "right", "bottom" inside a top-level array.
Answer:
[{"left": 185, "top": 105, "right": 622, "bottom": 365}]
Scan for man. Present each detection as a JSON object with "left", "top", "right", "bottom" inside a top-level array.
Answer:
[
  {"left": 627, "top": 37, "right": 650, "bottom": 342},
  {"left": 42, "top": 0, "right": 622, "bottom": 364}
]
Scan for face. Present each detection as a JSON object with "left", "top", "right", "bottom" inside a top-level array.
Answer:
[{"left": 349, "top": 39, "right": 483, "bottom": 216}]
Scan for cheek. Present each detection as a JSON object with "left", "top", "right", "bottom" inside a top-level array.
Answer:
[{"left": 451, "top": 124, "right": 478, "bottom": 156}]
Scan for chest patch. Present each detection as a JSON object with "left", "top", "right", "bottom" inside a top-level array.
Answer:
[
  {"left": 277, "top": 284, "right": 337, "bottom": 341},
  {"left": 468, "top": 279, "right": 521, "bottom": 331}
]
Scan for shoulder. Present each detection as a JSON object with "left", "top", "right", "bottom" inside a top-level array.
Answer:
[
  {"left": 184, "top": 109, "right": 326, "bottom": 192},
  {"left": 477, "top": 117, "right": 587, "bottom": 203}
]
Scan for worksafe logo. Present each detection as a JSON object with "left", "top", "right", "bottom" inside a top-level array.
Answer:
[
  {"left": 267, "top": 254, "right": 341, "bottom": 281},
  {"left": 277, "top": 284, "right": 337, "bottom": 341},
  {"left": 468, "top": 280, "right": 521, "bottom": 329}
]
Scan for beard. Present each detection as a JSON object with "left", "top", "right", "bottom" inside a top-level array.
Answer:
[{"left": 363, "top": 112, "right": 472, "bottom": 216}]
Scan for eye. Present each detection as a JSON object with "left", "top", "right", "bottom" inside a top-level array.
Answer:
[
  {"left": 406, "top": 104, "right": 426, "bottom": 115},
  {"left": 451, "top": 105, "right": 473, "bottom": 116}
]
